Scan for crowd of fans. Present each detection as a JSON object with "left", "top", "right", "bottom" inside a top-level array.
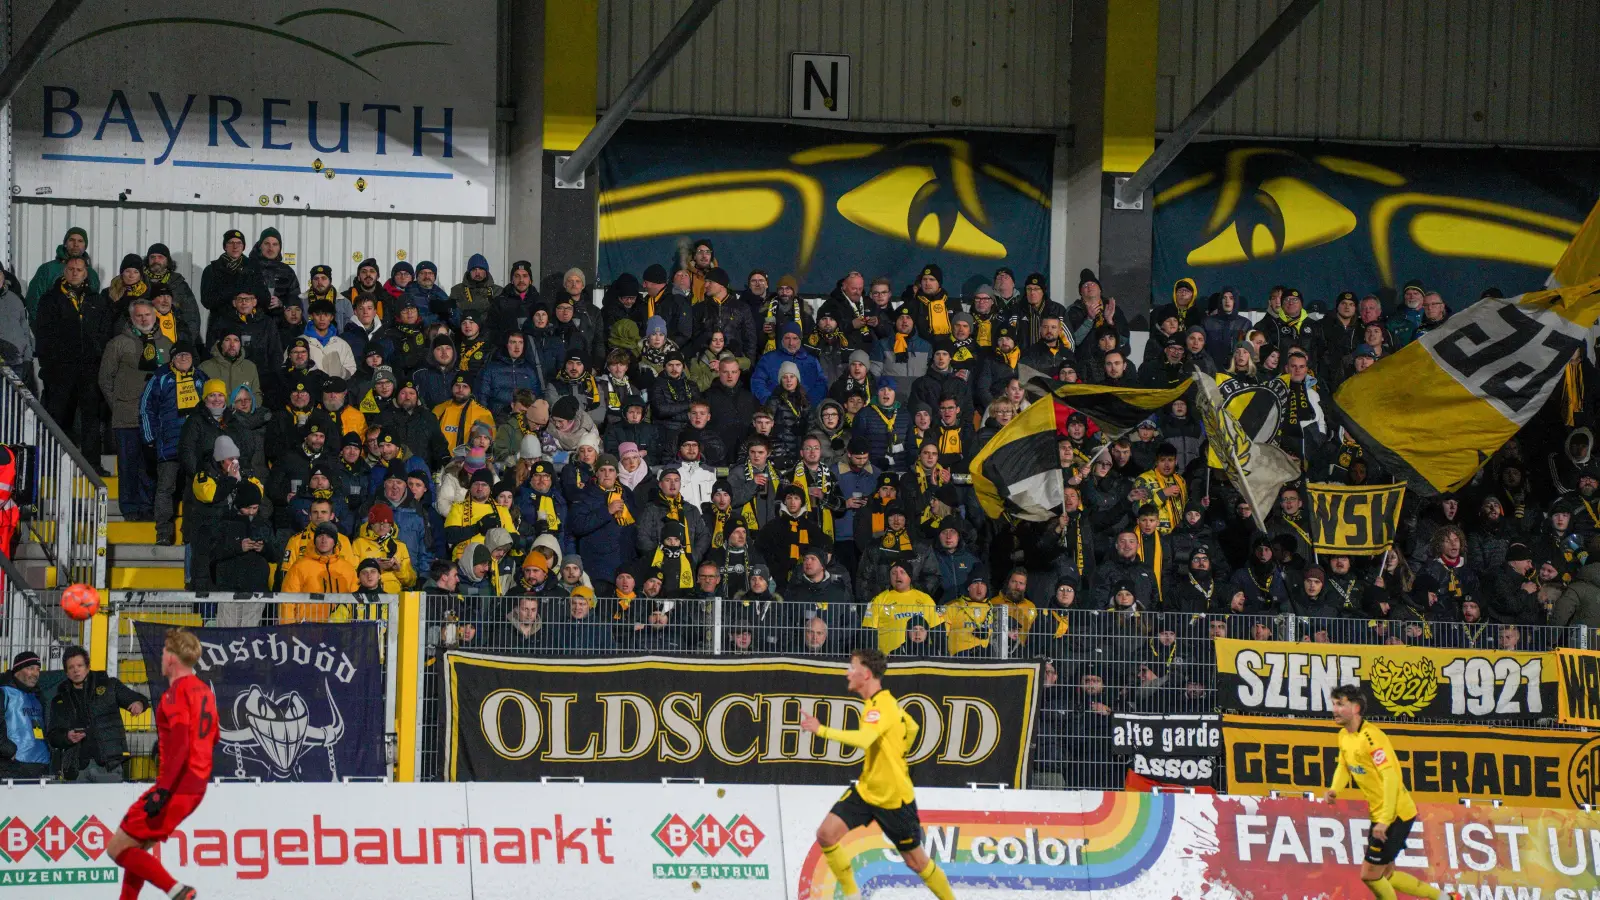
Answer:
[{"left": 4, "top": 229, "right": 1598, "bottom": 673}]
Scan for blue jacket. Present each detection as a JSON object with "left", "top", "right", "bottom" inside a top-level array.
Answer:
[
  {"left": 750, "top": 347, "right": 829, "bottom": 405},
  {"left": 367, "top": 455, "right": 433, "bottom": 498},
  {"left": 515, "top": 484, "right": 569, "bottom": 545},
  {"left": 404, "top": 282, "right": 452, "bottom": 326},
  {"left": 852, "top": 402, "right": 911, "bottom": 471},
  {"left": 140, "top": 363, "right": 201, "bottom": 462},
  {"left": 835, "top": 463, "right": 880, "bottom": 541},
  {"left": 479, "top": 349, "right": 546, "bottom": 416},
  {"left": 391, "top": 500, "right": 434, "bottom": 574},
  {"left": 932, "top": 545, "right": 984, "bottom": 602},
  {"left": 0, "top": 678, "right": 49, "bottom": 766},
  {"left": 562, "top": 463, "right": 637, "bottom": 580}
]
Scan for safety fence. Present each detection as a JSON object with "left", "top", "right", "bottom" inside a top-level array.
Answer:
[
  {"left": 413, "top": 596, "right": 1594, "bottom": 790},
  {"left": 0, "top": 566, "right": 86, "bottom": 673},
  {"left": 0, "top": 363, "right": 108, "bottom": 589}
]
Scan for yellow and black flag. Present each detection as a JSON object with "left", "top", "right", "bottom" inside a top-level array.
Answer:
[
  {"left": 1549, "top": 198, "right": 1600, "bottom": 288},
  {"left": 971, "top": 380, "right": 1192, "bottom": 520},
  {"left": 1337, "top": 276, "right": 1600, "bottom": 493}
]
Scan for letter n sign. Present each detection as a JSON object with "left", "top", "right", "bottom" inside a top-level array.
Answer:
[{"left": 791, "top": 53, "right": 850, "bottom": 120}]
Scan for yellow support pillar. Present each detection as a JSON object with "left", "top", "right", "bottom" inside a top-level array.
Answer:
[
  {"left": 88, "top": 594, "right": 111, "bottom": 670},
  {"left": 394, "top": 590, "right": 423, "bottom": 782},
  {"left": 1101, "top": 0, "right": 1159, "bottom": 175}
]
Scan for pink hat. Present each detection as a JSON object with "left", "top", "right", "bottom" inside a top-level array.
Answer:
[{"left": 619, "top": 442, "right": 640, "bottom": 455}]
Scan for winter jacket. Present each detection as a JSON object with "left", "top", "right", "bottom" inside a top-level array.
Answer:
[
  {"left": 35, "top": 279, "right": 112, "bottom": 374},
  {"left": 411, "top": 360, "right": 458, "bottom": 410},
  {"left": 869, "top": 334, "right": 932, "bottom": 381},
  {"left": 206, "top": 309, "right": 283, "bottom": 375},
  {"left": 696, "top": 295, "right": 759, "bottom": 359},
  {"left": 26, "top": 236, "right": 100, "bottom": 318},
  {"left": 0, "top": 287, "right": 34, "bottom": 365},
  {"left": 177, "top": 408, "right": 265, "bottom": 481},
  {"left": 352, "top": 526, "right": 419, "bottom": 592},
  {"left": 0, "top": 674, "right": 50, "bottom": 771},
  {"left": 1553, "top": 563, "right": 1600, "bottom": 629},
  {"left": 563, "top": 466, "right": 638, "bottom": 580},
  {"left": 200, "top": 253, "right": 270, "bottom": 315},
  {"left": 140, "top": 363, "right": 203, "bottom": 461},
  {"left": 99, "top": 325, "right": 168, "bottom": 428},
  {"left": 449, "top": 274, "right": 498, "bottom": 325},
  {"left": 47, "top": 672, "right": 145, "bottom": 768},
  {"left": 303, "top": 324, "right": 358, "bottom": 379},
  {"left": 404, "top": 282, "right": 453, "bottom": 325},
  {"left": 931, "top": 542, "right": 983, "bottom": 602},
  {"left": 852, "top": 401, "right": 912, "bottom": 471},
  {"left": 750, "top": 346, "right": 830, "bottom": 405},
  {"left": 282, "top": 546, "right": 359, "bottom": 596},
  {"left": 1203, "top": 308, "right": 1252, "bottom": 367},
  {"left": 856, "top": 535, "right": 940, "bottom": 602},
  {"left": 199, "top": 342, "right": 264, "bottom": 402},
  {"left": 704, "top": 382, "right": 759, "bottom": 467},
  {"left": 479, "top": 348, "right": 546, "bottom": 416},
  {"left": 197, "top": 508, "right": 278, "bottom": 591}
]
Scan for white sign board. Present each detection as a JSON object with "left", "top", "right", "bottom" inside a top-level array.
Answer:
[
  {"left": 789, "top": 54, "right": 850, "bottom": 120},
  {"left": 11, "top": 0, "right": 496, "bottom": 216}
]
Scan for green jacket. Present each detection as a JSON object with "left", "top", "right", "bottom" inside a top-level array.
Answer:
[{"left": 27, "top": 244, "right": 99, "bottom": 319}]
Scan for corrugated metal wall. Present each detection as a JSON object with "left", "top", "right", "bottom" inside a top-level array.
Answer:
[
  {"left": 1157, "top": 0, "right": 1600, "bottom": 147},
  {"left": 598, "top": 0, "right": 1071, "bottom": 129},
  {"left": 10, "top": 203, "right": 511, "bottom": 298}
]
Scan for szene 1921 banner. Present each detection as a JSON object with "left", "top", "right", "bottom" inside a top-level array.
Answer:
[
  {"left": 1305, "top": 483, "right": 1406, "bottom": 554},
  {"left": 443, "top": 654, "right": 1041, "bottom": 786},
  {"left": 1213, "top": 638, "right": 1558, "bottom": 725}
]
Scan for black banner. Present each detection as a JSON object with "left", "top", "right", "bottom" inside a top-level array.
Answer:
[
  {"left": 135, "top": 623, "right": 386, "bottom": 781},
  {"left": 443, "top": 654, "right": 1040, "bottom": 786},
  {"left": 1213, "top": 638, "right": 1558, "bottom": 725},
  {"left": 1112, "top": 713, "right": 1222, "bottom": 787}
]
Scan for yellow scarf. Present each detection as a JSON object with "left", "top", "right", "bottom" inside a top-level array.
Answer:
[
  {"left": 779, "top": 512, "right": 812, "bottom": 562},
  {"left": 652, "top": 546, "right": 694, "bottom": 589},
  {"left": 1051, "top": 611, "right": 1071, "bottom": 639},
  {"left": 880, "top": 528, "right": 912, "bottom": 552},
  {"left": 657, "top": 492, "right": 692, "bottom": 555},
  {"left": 999, "top": 347, "right": 1020, "bottom": 369},
  {"left": 156, "top": 309, "right": 178, "bottom": 343},
  {"left": 606, "top": 485, "right": 634, "bottom": 526},
  {"left": 937, "top": 425, "right": 963, "bottom": 457},
  {"left": 920, "top": 293, "right": 951, "bottom": 335},
  {"left": 893, "top": 333, "right": 909, "bottom": 354},
  {"left": 709, "top": 505, "right": 756, "bottom": 549},
  {"left": 173, "top": 369, "right": 199, "bottom": 410},
  {"left": 531, "top": 491, "right": 562, "bottom": 533},
  {"left": 791, "top": 463, "right": 835, "bottom": 538},
  {"left": 740, "top": 460, "right": 777, "bottom": 522},
  {"left": 975, "top": 316, "right": 994, "bottom": 347}
]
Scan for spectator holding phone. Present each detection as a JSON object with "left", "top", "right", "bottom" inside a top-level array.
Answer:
[{"left": 47, "top": 646, "right": 147, "bottom": 782}]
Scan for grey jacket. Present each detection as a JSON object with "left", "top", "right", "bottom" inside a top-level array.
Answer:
[
  {"left": 1553, "top": 562, "right": 1600, "bottom": 628},
  {"left": 0, "top": 287, "right": 34, "bottom": 364}
]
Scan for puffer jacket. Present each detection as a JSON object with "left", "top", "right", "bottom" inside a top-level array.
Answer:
[
  {"left": 140, "top": 362, "right": 204, "bottom": 461},
  {"left": 479, "top": 348, "right": 546, "bottom": 416},
  {"left": 200, "top": 253, "right": 270, "bottom": 314},
  {"left": 250, "top": 243, "right": 301, "bottom": 311},
  {"left": 0, "top": 673, "right": 49, "bottom": 772}
]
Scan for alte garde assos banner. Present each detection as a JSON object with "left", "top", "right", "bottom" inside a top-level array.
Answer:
[{"left": 442, "top": 654, "right": 1040, "bottom": 787}]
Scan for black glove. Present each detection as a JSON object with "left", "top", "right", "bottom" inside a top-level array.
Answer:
[
  {"left": 477, "top": 516, "right": 496, "bottom": 535},
  {"left": 143, "top": 788, "right": 171, "bottom": 817}
]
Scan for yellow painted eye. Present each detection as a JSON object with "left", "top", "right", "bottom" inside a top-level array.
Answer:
[
  {"left": 1407, "top": 212, "right": 1572, "bottom": 269},
  {"left": 837, "top": 166, "right": 1006, "bottom": 258},
  {"left": 600, "top": 188, "right": 786, "bottom": 242},
  {"left": 1186, "top": 177, "right": 1356, "bottom": 266}
]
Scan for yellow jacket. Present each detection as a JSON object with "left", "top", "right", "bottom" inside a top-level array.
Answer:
[
  {"left": 325, "top": 404, "right": 367, "bottom": 442},
  {"left": 281, "top": 549, "right": 359, "bottom": 621},
  {"left": 282, "top": 526, "right": 358, "bottom": 574},
  {"left": 443, "top": 499, "right": 515, "bottom": 559},
  {"left": 352, "top": 527, "right": 417, "bottom": 591},
  {"left": 432, "top": 398, "right": 495, "bottom": 452}
]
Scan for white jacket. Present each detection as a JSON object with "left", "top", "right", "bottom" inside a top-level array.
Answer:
[{"left": 306, "top": 333, "right": 357, "bottom": 379}]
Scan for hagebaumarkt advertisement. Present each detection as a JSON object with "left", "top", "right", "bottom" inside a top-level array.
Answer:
[
  {"left": 6, "top": 783, "right": 1600, "bottom": 898},
  {"left": 11, "top": 0, "right": 495, "bottom": 215},
  {"left": 1223, "top": 714, "right": 1600, "bottom": 809},
  {"left": 1214, "top": 637, "right": 1558, "bottom": 724},
  {"left": 442, "top": 654, "right": 1040, "bottom": 787}
]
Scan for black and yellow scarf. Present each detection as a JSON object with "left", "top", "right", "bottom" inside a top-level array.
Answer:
[
  {"left": 135, "top": 327, "right": 170, "bottom": 372},
  {"left": 973, "top": 312, "right": 996, "bottom": 348},
  {"left": 740, "top": 459, "right": 778, "bottom": 522},
  {"left": 656, "top": 490, "right": 692, "bottom": 555},
  {"left": 710, "top": 504, "right": 759, "bottom": 549},
  {"left": 559, "top": 369, "right": 602, "bottom": 407},
  {"left": 306, "top": 286, "right": 338, "bottom": 307},
  {"left": 155, "top": 308, "right": 178, "bottom": 344},
  {"left": 918, "top": 291, "right": 951, "bottom": 336},
  {"left": 652, "top": 545, "right": 694, "bottom": 589},
  {"left": 776, "top": 510, "right": 813, "bottom": 563},
  {"left": 762, "top": 298, "right": 805, "bottom": 353},
  {"left": 879, "top": 527, "right": 913, "bottom": 552},
  {"left": 937, "top": 425, "right": 964, "bottom": 459},
  {"left": 892, "top": 331, "right": 912, "bottom": 359},
  {"left": 996, "top": 346, "right": 1020, "bottom": 370},
  {"left": 605, "top": 484, "right": 634, "bottom": 526},
  {"left": 1060, "top": 512, "right": 1086, "bottom": 575},
  {"left": 528, "top": 490, "right": 562, "bottom": 533},
  {"left": 1135, "top": 532, "right": 1164, "bottom": 605},
  {"left": 791, "top": 463, "right": 835, "bottom": 538},
  {"left": 173, "top": 368, "right": 199, "bottom": 410},
  {"left": 605, "top": 374, "right": 632, "bottom": 414}
]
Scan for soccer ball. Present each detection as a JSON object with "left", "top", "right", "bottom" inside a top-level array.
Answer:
[{"left": 60, "top": 584, "right": 100, "bottom": 621}]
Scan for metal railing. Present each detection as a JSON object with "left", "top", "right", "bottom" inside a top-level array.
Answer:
[
  {"left": 413, "top": 595, "right": 1595, "bottom": 788},
  {"left": 104, "top": 591, "right": 401, "bottom": 781},
  {"left": 0, "top": 565, "right": 87, "bottom": 672},
  {"left": 0, "top": 363, "right": 108, "bottom": 589}
]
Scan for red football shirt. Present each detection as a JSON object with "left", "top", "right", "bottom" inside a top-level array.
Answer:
[{"left": 155, "top": 673, "right": 217, "bottom": 794}]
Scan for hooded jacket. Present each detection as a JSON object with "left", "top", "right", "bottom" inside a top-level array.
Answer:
[
  {"left": 448, "top": 255, "right": 498, "bottom": 323},
  {"left": 479, "top": 345, "right": 547, "bottom": 415},
  {"left": 751, "top": 332, "right": 830, "bottom": 404},
  {"left": 250, "top": 233, "right": 301, "bottom": 310},
  {"left": 26, "top": 228, "right": 101, "bottom": 317}
]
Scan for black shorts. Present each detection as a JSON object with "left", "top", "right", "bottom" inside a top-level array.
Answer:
[
  {"left": 829, "top": 785, "right": 923, "bottom": 851},
  {"left": 1364, "top": 817, "right": 1415, "bottom": 866}
]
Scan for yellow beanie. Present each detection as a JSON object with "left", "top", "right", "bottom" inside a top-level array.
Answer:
[{"left": 202, "top": 378, "right": 227, "bottom": 398}]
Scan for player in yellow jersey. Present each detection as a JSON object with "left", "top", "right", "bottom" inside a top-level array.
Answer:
[
  {"left": 800, "top": 648, "right": 956, "bottom": 900},
  {"left": 1326, "top": 685, "right": 1461, "bottom": 900}
]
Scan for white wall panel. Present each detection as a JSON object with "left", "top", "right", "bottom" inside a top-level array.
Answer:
[
  {"left": 11, "top": 202, "right": 511, "bottom": 298},
  {"left": 598, "top": 0, "right": 1071, "bottom": 129},
  {"left": 1157, "top": 0, "right": 1600, "bottom": 147}
]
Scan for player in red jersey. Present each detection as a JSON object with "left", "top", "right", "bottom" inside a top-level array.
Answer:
[{"left": 106, "top": 628, "right": 217, "bottom": 900}]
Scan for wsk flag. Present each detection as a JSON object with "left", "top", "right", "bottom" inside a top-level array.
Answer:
[
  {"left": 1337, "top": 276, "right": 1600, "bottom": 493},
  {"left": 971, "top": 380, "right": 1192, "bottom": 520},
  {"left": 135, "top": 622, "right": 386, "bottom": 782},
  {"left": 1306, "top": 483, "right": 1405, "bottom": 554}
]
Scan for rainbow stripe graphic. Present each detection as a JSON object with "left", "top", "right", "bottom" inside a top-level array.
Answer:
[{"left": 796, "top": 792, "right": 1177, "bottom": 898}]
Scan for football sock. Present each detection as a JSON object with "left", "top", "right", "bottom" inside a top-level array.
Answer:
[
  {"left": 114, "top": 847, "right": 176, "bottom": 894},
  {"left": 917, "top": 858, "right": 956, "bottom": 900},
  {"left": 118, "top": 872, "right": 145, "bottom": 900},
  {"left": 1365, "top": 876, "right": 1398, "bottom": 900},
  {"left": 820, "top": 842, "right": 859, "bottom": 897},
  {"left": 1388, "top": 872, "right": 1442, "bottom": 899}
]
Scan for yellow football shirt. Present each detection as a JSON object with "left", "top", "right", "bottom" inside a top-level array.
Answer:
[
  {"left": 817, "top": 688, "right": 919, "bottom": 808},
  {"left": 1330, "top": 720, "right": 1417, "bottom": 824},
  {"left": 861, "top": 589, "right": 945, "bottom": 654}
]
